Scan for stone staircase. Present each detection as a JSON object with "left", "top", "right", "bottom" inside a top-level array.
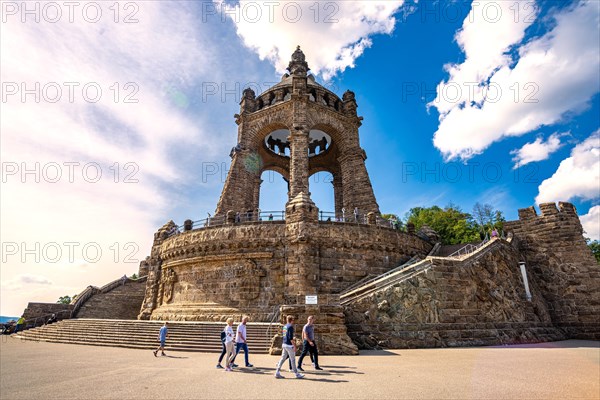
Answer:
[
  {"left": 340, "top": 258, "right": 433, "bottom": 305},
  {"left": 74, "top": 279, "right": 146, "bottom": 320},
  {"left": 14, "top": 319, "right": 278, "bottom": 353}
]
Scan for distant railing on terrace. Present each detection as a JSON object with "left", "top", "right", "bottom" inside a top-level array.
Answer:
[{"left": 167, "top": 211, "right": 405, "bottom": 237}]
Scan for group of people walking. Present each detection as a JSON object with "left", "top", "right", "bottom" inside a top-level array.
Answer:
[
  {"left": 217, "top": 316, "right": 253, "bottom": 371},
  {"left": 152, "top": 315, "right": 323, "bottom": 379},
  {"left": 274, "top": 315, "right": 322, "bottom": 379}
]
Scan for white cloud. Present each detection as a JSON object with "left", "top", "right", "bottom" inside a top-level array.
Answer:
[
  {"left": 535, "top": 131, "right": 600, "bottom": 204},
  {"left": 430, "top": 1, "right": 600, "bottom": 160},
  {"left": 510, "top": 133, "right": 564, "bottom": 169},
  {"left": 1, "top": 274, "right": 52, "bottom": 291},
  {"left": 216, "top": 0, "right": 404, "bottom": 79},
  {"left": 580, "top": 205, "right": 600, "bottom": 241},
  {"left": 0, "top": 1, "right": 225, "bottom": 316}
]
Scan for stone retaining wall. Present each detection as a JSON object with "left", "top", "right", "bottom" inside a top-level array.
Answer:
[{"left": 344, "top": 239, "right": 566, "bottom": 349}]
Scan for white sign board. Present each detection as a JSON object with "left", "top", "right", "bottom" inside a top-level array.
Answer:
[{"left": 305, "top": 295, "right": 318, "bottom": 305}]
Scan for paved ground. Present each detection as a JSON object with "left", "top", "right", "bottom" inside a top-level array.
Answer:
[{"left": 1, "top": 337, "right": 598, "bottom": 400}]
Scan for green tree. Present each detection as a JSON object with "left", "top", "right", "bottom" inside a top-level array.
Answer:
[
  {"left": 130, "top": 273, "right": 138, "bottom": 279},
  {"left": 57, "top": 295, "right": 72, "bottom": 304},
  {"left": 472, "top": 202, "right": 505, "bottom": 234},
  {"left": 586, "top": 239, "right": 600, "bottom": 263},
  {"left": 404, "top": 205, "right": 480, "bottom": 245}
]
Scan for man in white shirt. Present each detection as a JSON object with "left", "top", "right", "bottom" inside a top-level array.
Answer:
[{"left": 230, "top": 316, "right": 253, "bottom": 368}]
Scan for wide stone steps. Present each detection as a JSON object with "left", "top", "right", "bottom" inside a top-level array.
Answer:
[
  {"left": 15, "top": 319, "right": 278, "bottom": 353},
  {"left": 75, "top": 281, "right": 146, "bottom": 320}
]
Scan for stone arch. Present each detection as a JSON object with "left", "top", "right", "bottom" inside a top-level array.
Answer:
[
  {"left": 309, "top": 170, "right": 335, "bottom": 213},
  {"left": 307, "top": 121, "right": 352, "bottom": 152},
  {"left": 259, "top": 168, "right": 289, "bottom": 212},
  {"left": 309, "top": 166, "right": 342, "bottom": 216}
]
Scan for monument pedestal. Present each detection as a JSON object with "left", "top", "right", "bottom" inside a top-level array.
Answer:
[{"left": 269, "top": 300, "right": 359, "bottom": 355}]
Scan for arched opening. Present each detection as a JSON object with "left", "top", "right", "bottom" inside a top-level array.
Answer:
[
  {"left": 264, "top": 129, "right": 291, "bottom": 157},
  {"left": 309, "top": 171, "right": 335, "bottom": 216},
  {"left": 308, "top": 130, "right": 331, "bottom": 157},
  {"left": 259, "top": 169, "right": 288, "bottom": 217}
]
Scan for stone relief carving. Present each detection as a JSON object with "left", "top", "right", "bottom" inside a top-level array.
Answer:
[{"left": 161, "top": 269, "right": 177, "bottom": 304}]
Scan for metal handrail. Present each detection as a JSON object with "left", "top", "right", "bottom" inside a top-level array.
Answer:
[
  {"left": 447, "top": 238, "right": 491, "bottom": 258},
  {"left": 266, "top": 305, "right": 281, "bottom": 342},
  {"left": 167, "top": 211, "right": 407, "bottom": 238},
  {"left": 11, "top": 309, "right": 73, "bottom": 333},
  {"left": 340, "top": 255, "right": 421, "bottom": 296},
  {"left": 340, "top": 259, "right": 433, "bottom": 305}
]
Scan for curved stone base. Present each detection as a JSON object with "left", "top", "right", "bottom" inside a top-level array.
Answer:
[
  {"left": 142, "top": 221, "right": 432, "bottom": 322},
  {"left": 149, "top": 304, "right": 278, "bottom": 323}
]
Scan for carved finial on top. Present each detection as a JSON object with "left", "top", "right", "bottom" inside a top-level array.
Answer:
[
  {"left": 288, "top": 46, "right": 309, "bottom": 76},
  {"left": 343, "top": 90, "right": 356, "bottom": 101}
]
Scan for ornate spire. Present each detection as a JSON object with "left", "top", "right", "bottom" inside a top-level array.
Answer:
[{"left": 287, "top": 45, "right": 309, "bottom": 76}]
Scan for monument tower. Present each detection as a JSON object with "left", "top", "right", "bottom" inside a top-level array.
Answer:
[
  {"left": 215, "top": 46, "right": 380, "bottom": 218},
  {"left": 136, "top": 48, "right": 434, "bottom": 354}
]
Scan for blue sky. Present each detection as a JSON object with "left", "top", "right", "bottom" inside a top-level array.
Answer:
[{"left": 1, "top": 0, "right": 599, "bottom": 316}]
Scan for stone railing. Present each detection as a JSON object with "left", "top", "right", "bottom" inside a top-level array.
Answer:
[{"left": 70, "top": 275, "right": 148, "bottom": 318}]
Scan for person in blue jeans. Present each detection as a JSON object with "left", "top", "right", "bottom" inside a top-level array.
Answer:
[
  {"left": 230, "top": 316, "right": 253, "bottom": 368},
  {"left": 216, "top": 329, "right": 227, "bottom": 368},
  {"left": 153, "top": 322, "right": 169, "bottom": 357}
]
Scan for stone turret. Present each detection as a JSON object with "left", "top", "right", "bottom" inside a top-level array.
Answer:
[{"left": 504, "top": 202, "right": 599, "bottom": 339}]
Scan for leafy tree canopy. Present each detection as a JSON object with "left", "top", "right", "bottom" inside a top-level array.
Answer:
[
  {"left": 586, "top": 238, "right": 600, "bottom": 263},
  {"left": 57, "top": 295, "right": 72, "bottom": 304},
  {"left": 400, "top": 203, "right": 505, "bottom": 245}
]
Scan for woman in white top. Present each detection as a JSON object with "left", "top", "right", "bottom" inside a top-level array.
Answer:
[{"left": 224, "top": 318, "right": 235, "bottom": 371}]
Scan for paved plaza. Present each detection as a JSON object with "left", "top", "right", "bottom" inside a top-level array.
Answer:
[{"left": 1, "top": 337, "right": 598, "bottom": 399}]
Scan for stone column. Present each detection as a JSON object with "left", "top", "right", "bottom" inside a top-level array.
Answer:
[
  {"left": 339, "top": 149, "right": 380, "bottom": 215},
  {"left": 288, "top": 129, "right": 310, "bottom": 199},
  {"left": 215, "top": 149, "right": 261, "bottom": 215},
  {"left": 332, "top": 175, "right": 344, "bottom": 218},
  {"left": 252, "top": 177, "right": 263, "bottom": 212},
  {"left": 285, "top": 193, "right": 319, "bottom": 298}
]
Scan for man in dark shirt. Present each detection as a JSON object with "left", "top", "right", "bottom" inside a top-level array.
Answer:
[
  {"left": 274, "top": 315, "right": 304, "bottom": 379},
  {"left": 297, "top": 315, "right": 323, "bottom": 371}
]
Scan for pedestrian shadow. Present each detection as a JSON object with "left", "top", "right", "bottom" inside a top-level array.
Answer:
[
  {"left": 319, "top": 365, "right": 364, "bottom": 374},
  {"left": 162, "top": 355, "right": 189, "bottom": 359},
  {"left": 316, "top": 369, "right": 364, "bottom": 375},
  {"left": 358, "top": 350, "right": 399, "bottom": 356},
  {"left": 234, "top": 368, "right": 273, "bottom": 375},
  {"left": 303, "top": 377, "right": 349, "bottom": 383},
  {"left": 238, "top": 369, "right": 348, "bottom": 383}
]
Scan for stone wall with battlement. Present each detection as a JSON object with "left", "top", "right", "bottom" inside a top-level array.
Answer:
[
  {"left": 504, "top": 202, "right": 599, "bottom": 339},
  {"left": 142, "top": 221, "right": 432, "bottom": 322}
]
